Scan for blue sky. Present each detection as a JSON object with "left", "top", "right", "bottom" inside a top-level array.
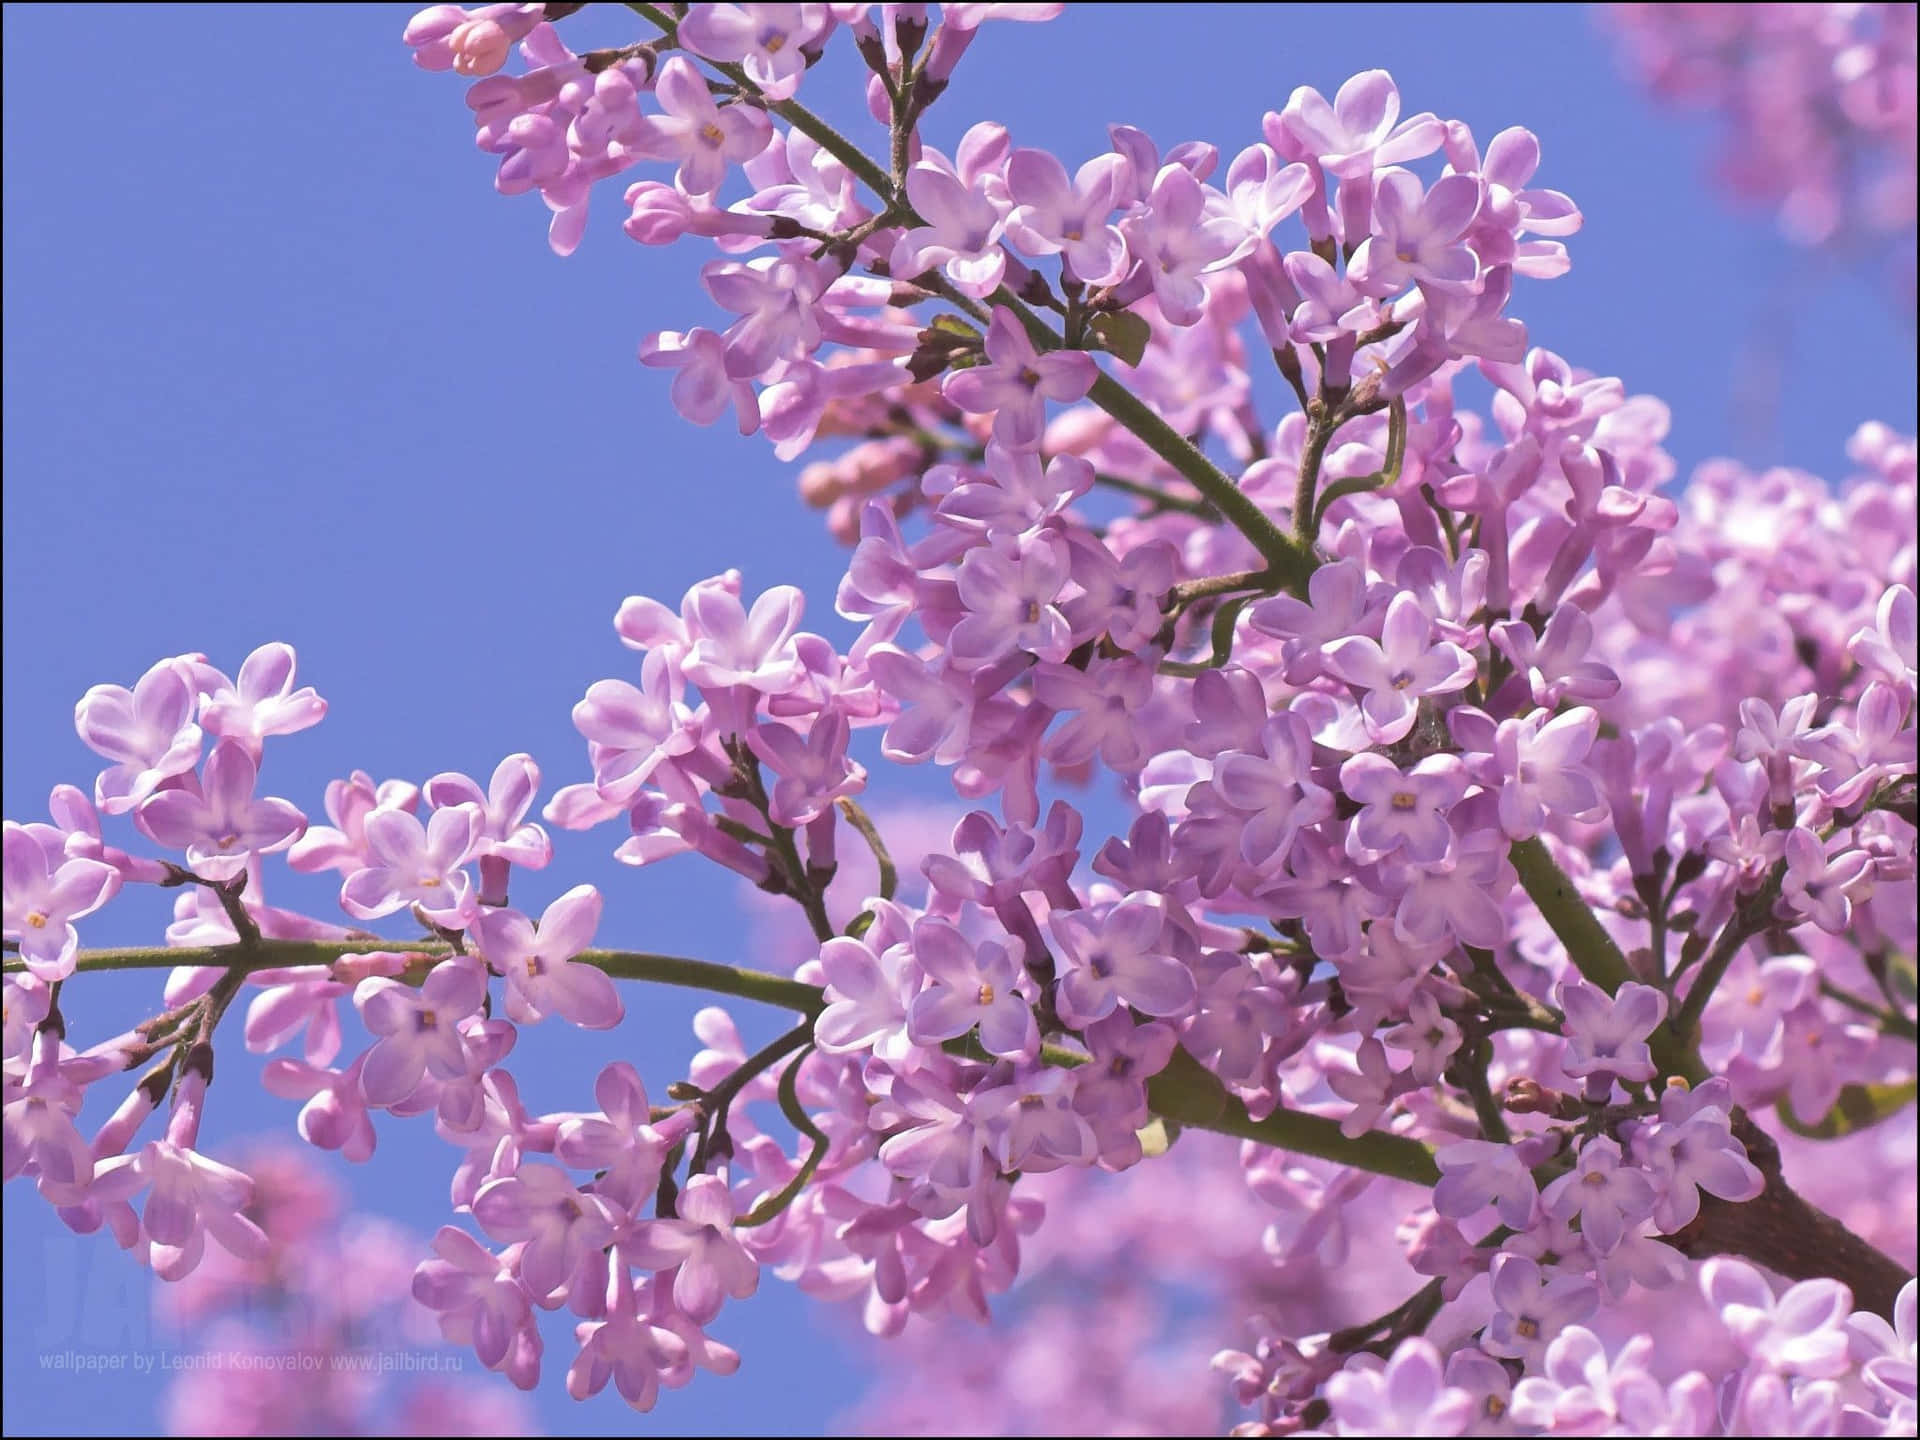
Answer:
[{"left": 4, "top": 4, "right": 1914, "bottom": 1436}]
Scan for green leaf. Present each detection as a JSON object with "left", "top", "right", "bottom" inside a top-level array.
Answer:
[
  {"left": 1090, "top": 309, "right": 1152, "bottom": 367},
  {"left": 1777, "top": 1079, "right": 1917, "bottom": 1140},
  {"left": 929, "top": 313, "right": 982, "bottom": 343}
]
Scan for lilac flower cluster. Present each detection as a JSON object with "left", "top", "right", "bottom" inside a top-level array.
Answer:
[
  {"left": 5, "top": 5, "right": 1916, "bottom": 1434},
  {"left": 1603, "top": 5, "right": 1917, "bottom": 278}
]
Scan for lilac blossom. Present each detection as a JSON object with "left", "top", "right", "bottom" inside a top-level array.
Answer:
[
  {"left": 1559, "top": 978, "right": 1668, "bottom": 1089},
  {"left": 353, "top": 956, "right": 490, "bottom": 1107},
  {"left": 473, "top": 1161, "right": 619, "bottom": 1301},
  {"left": 1540, "top": 1136, "right": 1657, "bottom": 1254},
  {"left": 1324, "top": 591, "right": 1478, "bottom": 744},
  {"left": 1704, "top": 1258, "right": 1856, "bottom": 1379},
  {"left": 134, "top": 742, "right": 307, "bottom": 882},
  {"left": 1209, "top": 713, "right": 1335, "bottom": 869},
  {"left": 1049, "top": 894, "right": 1196, "bottom": 1025},
  {"left": 632, "top": 56, "right": 772, "bottom": 196},
  {"left": 1326, "top": 1036, "right": 1398, "bottom": 1138},
  {"left": 1272, "top": 69, "right": 1445, "bottom": 180},
  {"left": 639, "top": 328, "right": 759, "bottom": 432},
  {"left": 73, "top": 657, "right": 205, "bottom": 815},
  {"left": 621, "top": 1173, "right": 758, "bottom": 1324},
  {"left": 747, "top": 710, "right": 866, "bottom": 825},
  {"left": 813, "top": 930, "right": 918, "bottom": 1066},
  {"left": 890, "top": 159, "right": 1010, "bottom": 298},
  {"left": 2, "top": 823, "right": 120, "bottom": 982},
  {"left": 1118, "top": 163, "right": 1250, "bottom": 326},
  {"left": 1490, "top": 606, "right": 1622, "bottom": 709},
  {"left": 1001, "top": 148, "right": 1130, "bottom": 284},
  {"left": 196, "top": 642, "right": 327, "bottom": 754},
  {"left": 1323, "top": 1338, "right": 1473, "bottom": 1437},
  {"left": 1348, "top": 169, "right": 1484, "bottom": 296},
  {"left": 1434, "top": 1138, "right": 1538, "bottom": 1230},
  {"left": 339, "top": 801, "right": 483, "bottom": 927},
  {"left": 941, "top": 306, "right": 1096, "bottom": 450},
  {"left": 905, "top": 919, "right": 1037, "bottom": 1060},
  {"left": 412, "top": 1224, "right": 537, "bottom": 1373},
  {"left": 1482, "top": 1251, "right": 1601, "bottom": 1367},
  {"left": 470, "top": 884, "right": 623, "bottom": 1030},
  {"left": 1778, "top": 827, "right": 1875, "bottom": 934},
  {"left": 1486, "top": 705, "right": 1608, "bottom": 840},
  {"left": 1339, "top": 753, "right": 1468, "bottom": 865},
  {"left": 949, "top": 533, "right": 1073, "bottom": 667},
  {"left": 676, "top": 4, "right": 829, "bottom": 102}
]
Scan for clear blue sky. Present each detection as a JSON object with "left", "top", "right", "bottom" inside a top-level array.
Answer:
[{"left": 4, "top": 5, "right": 1913, "bottom": 1436}]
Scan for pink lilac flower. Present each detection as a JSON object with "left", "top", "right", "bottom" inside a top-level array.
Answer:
[
  {"left": 1850, "top": 582, "right": 1917, "bottom": 691},
  {"left": 1118, "top": 163, "right": 1250, "bottom": 326},
  {"left": 1508, "top": 1327, "right": 1674, "bottom": 1435},
  {"left": 1001, "top": 147, "right": 1130, "bottom": 285},
  {"left": 1777, "top": 827, "right": 1874, "bottom": 934},
  {"left": 949, "top": 532, "right": 1074, "bottom": 668},
  {"left": 1487, "top": 706, "right": 1608, "bottom": 841},
  {"left": 621, "top": 1172, "right": 759, "bottom": 1324},
  {"left": 681, "top": 581, "right": 806, "bottom": 698},
  {"left": 339, "top": 801, "right": 483, "bottom": 927},
  {"left": 1324, "top": 591, "right": 1478, "bottom": 744},
  {"left": 633, "top": 55, "right": 772, "bottom": 196},
  {"left": 197, "top": 642, "right": 327, "bottom": 754},
  {"left": 260, "top": 1055, "right": 378, "bottom": 1161},
  {"left": 704, "top": 253, "right": 829, "bottom": 378},
  {"left": 1348, "top": 169, "right": 1484, "bottom": 296},
  {"left": 1034, "top": 657, "right": 1157, "bottom": 771},
  {"left": 941, "top": 306, "right": 1096, "bottom": 450},
  {"left": 890, "top": 158, "right": 1010, "bottom": 298},
  {"left": 1383, "top": 989, "right": 1462, "bottom": 1084},
  {"left": 1482, "top": 1251, "right": 1600, "bottom": 1366},
  {"left": 473, "top": 1160, "right": 620, "bottom": 1300},
  {"left": 1049, "top": 894, "right": 1196, "bottom": 1025},
  {"left": 1326, "top": 1036, "right": 1398, "bottom": 1138},
  {"left": 134, "top": 741, "right": 307, "bottom": 882},
  {"left": 412, "top": 1224, "right": 537, "bottom": 1373},
  {"left": 353, "top": 956, "right": 490, "bottom": 1107},
  {"left": 73, "top": 656, "right": 205, "bottom": 815},
  {"left": 748, "top": 710, "right": 866, "bottom": 826},
  {"left": 639, "top": 328, "right": 760, "bottom": 432},
  {"left": 2, "top": 823, "right": 120, "bottom": 981},
  {"left": 567, "top": 1269, "right": 691, "bottom": 1411},
  {"left": 470, "top": 884, "right": 624, "bottom": 1030},
  {"left": 905, "top": 919, "right": 1037, "bottom": 1060},
  {"left": 1434, "top": 1138, "right": 1538, "bottom": 1229},
  {"left": 1539, "top": 1136, "right": 1657, "bottom": 1254},
  {"left": 1559, "top": 978, "right": 1668, "bottom": 1089},
  {"left": 677, "top": 3, "right": 829, "bottom": 102},
  {"left": 555, "top": 1062, "right": 683, "bottom": 1211},
  {"left": 1272, "top": 69, "right": 1445, "bottom": 180},
  {"left": 1635, "top": 1083, "right": 1763, "bottom": 1231},
  {"left": 1323, "top": 1338, "right": 1473, "bottom": 1437},
  {"left": 1490, "top": 606, "right": 1621, "bottom": 708},
  {"left": 3, "top": 1029, "right": 94, "bottom": 1190},
  {"left": 1339, "top": 753, "right": 1468, "bottom": 864},
  {"left": 1209, "top": 713, "right": 1336, "bottom": 869},
  {"left": 1703, "top": 1258, "right": 1855, "bottom": 1379},
  {"left": 813, "top": 930, "right": 918, "bottom": 1066},
  {"left": 287, "top": 770, "right": 421, "bottom": 876},
  {"left": 90, "top": 1072, "right": 270, "bottom": 1281}
]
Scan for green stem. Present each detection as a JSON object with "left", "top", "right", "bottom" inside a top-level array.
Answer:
[
  {"left": 836, "top": 797, "right": 897, "bottom": 904},
  {"left": 11, "top": 942, "right": 825, "bottom": 1018},
  {"left": 1508, "top": 837, "right": 1704, "bottom": 1083},
  {"left": 36, "top": 939, "right": 1438, "bottom": 1185}
]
